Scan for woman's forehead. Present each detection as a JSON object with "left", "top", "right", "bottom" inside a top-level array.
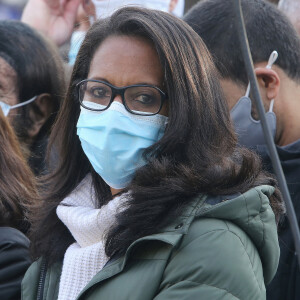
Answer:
[{"left": 88, "top": 35, "right": 164, "bottom": 88}]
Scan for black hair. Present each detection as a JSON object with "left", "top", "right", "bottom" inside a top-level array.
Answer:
[
  {"left": 184, "top": 0, "right": 300, "bottom": 86},
  {"left": 30, "top": 7, "right": 284, "bottom": 263}
]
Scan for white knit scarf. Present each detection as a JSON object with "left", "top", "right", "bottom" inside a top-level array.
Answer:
[{"left": 56, "top": 174, "right": 128, "bottom": 300}]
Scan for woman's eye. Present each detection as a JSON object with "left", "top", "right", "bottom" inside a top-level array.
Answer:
[
  {"left": 90, "top": 87, "right": 109, "bottom": 98},
  {"left": 134, "top": 94, "right": 155, "bottom": 104}
]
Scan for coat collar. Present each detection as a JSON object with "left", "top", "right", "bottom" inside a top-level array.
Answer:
[{"left": 157, "top": 195, "right": 207, "bottom": 234}]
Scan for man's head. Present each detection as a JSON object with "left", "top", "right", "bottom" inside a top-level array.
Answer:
[{"left": 184, "top": 0, "right": 300, "bottom": 146}]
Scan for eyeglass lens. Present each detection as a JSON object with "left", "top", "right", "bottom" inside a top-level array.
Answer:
[{"left": 79, "top": 81, "right": 162, "bottom": 114}]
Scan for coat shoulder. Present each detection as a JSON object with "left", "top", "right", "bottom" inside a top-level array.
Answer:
[{"left": 156, "top": 218, "right": 266, "bottom": 300}]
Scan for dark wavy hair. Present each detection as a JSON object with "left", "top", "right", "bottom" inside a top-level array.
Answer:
[
  {"left": 30, "top": 7, "right": 284, "bottom": 263},
  {"left": 0, "top": 109, "right": 38, "bottom": 233}
]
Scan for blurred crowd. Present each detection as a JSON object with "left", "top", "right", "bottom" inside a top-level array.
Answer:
[
  {"left": 0, "top": 0, "right": 27, "bottom": 19},
  {"left": 1, "top": 0, "right": 300, "bottom": 300}
]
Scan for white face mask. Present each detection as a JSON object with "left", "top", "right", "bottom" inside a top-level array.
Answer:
[{"left": 92, "top": 0, "right": 170, "bottom": 19}]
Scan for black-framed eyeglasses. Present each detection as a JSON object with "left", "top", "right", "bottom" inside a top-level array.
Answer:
[{"left": 76, "top": 79, "right": 167, "bottom": 116}]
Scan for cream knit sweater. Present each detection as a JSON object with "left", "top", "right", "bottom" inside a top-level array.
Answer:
[{"left": 56, "top": 174, "right": 128, "bottom": 300}]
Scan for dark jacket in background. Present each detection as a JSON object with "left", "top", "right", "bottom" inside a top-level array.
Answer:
[
  {"left": 258, "top": 141, "right": 300, "bottom": 300},
  {"left": 0, "top": 227, "right": 31, "bottom": 300}
]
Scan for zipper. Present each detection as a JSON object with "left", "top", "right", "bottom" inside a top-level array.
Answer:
[{"left": 36, "top": 259, "right": 47, "bottom": 300}]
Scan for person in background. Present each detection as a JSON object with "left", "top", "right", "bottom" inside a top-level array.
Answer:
[
  {"left": 278, "top": 0, "right": 300, "bottom": 36},
  {"left": 184, "top": 0, "right": 300, "bottom": 299},
  {"left": 170, "top": 0, "right": 185, "bottom": 17},
  {"left": 0, "top": 108, "right": 38, "bottom": 300},
  {"left": 22, "top": 0, "right": 184, "bottom": 66},
  {"left": 0, "top": 0, "right": 27, "bottom": 20},
  {"left": 22, "top": 7, "right": 283, "bottom": 300},
  {"left": 183, "top": 0, "right": 278, "bottom": 15},
  {"left": 0, "top": 21, "right": 66, "bottom": 175},
  {"left": 68, "top": 3, "right": 96, "bottom": 65}
]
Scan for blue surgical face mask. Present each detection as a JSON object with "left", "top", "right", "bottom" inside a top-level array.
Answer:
[
  {"left": 68, "top": 31, "right": 86, "bottom": 65},
  {"left": 0, "top": 96, "right": 37, "bottom": 117},
  {"left": 230, "top": 51, "right": 278, "bottom": 148},
  {"left": 77, "top": 101, "right": 168, "bottom": 189}
]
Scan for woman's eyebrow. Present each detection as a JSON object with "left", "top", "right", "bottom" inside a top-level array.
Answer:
[
  {"left": 132, "top": 82, "right": 159, "bottom": 86},
  {"left": 88, "top": 77, "right": 161, "bottom": 87},
  {"left": 89, "top": 77, "right": 110, "bottom": 83}
]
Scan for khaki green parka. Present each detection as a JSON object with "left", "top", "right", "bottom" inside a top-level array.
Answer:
[{"left": 22, "top": 185, "right": 279, "bottom": 300}]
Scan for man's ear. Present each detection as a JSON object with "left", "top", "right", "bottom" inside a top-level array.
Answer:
[
  {"left": 254, "top": 67, "right": 280, "bottom": 103},
  {"left": 27, "top": 93, "right": 53, "bottom": 139}
]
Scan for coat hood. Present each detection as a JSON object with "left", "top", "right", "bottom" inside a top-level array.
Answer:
[{"left": 196, "top": 185, "right": 279, "bottom": 284}]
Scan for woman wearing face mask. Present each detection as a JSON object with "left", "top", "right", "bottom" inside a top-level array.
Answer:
[
  {"left": 0, "top": 108, "right": 38, "bottom": 300},
  {"left": 22, "top": 7, "right": 284, "bottom": 300}
]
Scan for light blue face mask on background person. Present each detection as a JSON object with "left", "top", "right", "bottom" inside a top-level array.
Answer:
[
  {"left": 77, "top": 101, "right": 168, "bottom": 189},
  {"left": 230, "top": 51, "right": 278, "bottom": 148},
  {"left": 70, "top": 1, "right": 170, "bottom": 64},
  {"left": 0, "top": 96, "right": 37, "bottom": 117},
  {"left": 68, "top": 31, "right": 86, "bottom": 65}
]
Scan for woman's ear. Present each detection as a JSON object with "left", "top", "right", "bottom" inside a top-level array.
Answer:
[
  {"left": 254, "top": 67, "right": 280, "bottom": 103},
  {"left": 27, "top": 93, "right": 53, "bottom": 139}
]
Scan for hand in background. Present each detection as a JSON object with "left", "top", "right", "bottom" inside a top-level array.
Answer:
[{"left": 22, "top": 0, "right": 82, "bottom": 46}]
